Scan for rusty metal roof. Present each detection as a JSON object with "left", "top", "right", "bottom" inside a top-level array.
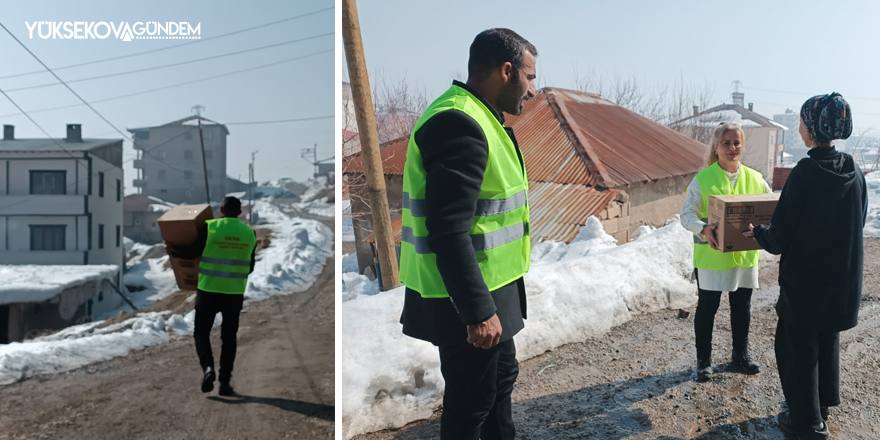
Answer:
[
  {"left": 506, "top": 88, "right": 707, "bottom": 188},
  {"left": 345, "top": 88, "right": 707, "bottom": 188},
  {"left": 363, "top": 182, "right": 619, "bottom": 244},
  {"left": 342, "top": 135, "right": 408, "bottom": 175}
]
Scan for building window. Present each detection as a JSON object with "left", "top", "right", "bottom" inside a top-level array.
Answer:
[
  {"left": 151, "top": 222, "right": 157, "bottom": 229},
  {"left": 98, "top": 172, "right": 104, "bottom": 197},
  {"left": 184, "top": 170, "right": 193, "bottom": 181},
  {"left": 184, "top": 150, "right": 193, "bottom": 160},
  {"left": 116, "top": 179, "right": 121, "bottom": 201},
  {"left": 30, "top": 225, "right": 65, "bottom": 250},
  {"left": 98, "top": 224, "right": 104, "bottom": 249},
  {"left": 134, "top": 131, "right": 150, "bottom": 140},
  {"left": 158, "top": 170, "right": 167, "bottom": 180},
  {"left": 185, "top": 131, "right": 193, "bottom": 140},
  {"left": 116, "top": 225, "right": 121, "bottom": 247},
  {"left": 205, "top": 130, "right": 214, "bottom": 140},
  {"left": 207, "top": 169, "right": 213, "bottom": 179},
  {"left": 158, "top": 150, "right": 167, "bottom": 159},
  {"left": 205, "top": 150, "right": 213, "bottom": 160},
  {"left": 30, "top": 171, "right": 66, "bottom": 195},
  {"left": 160, "top": 189, "right": 168, "bottom": 195}
]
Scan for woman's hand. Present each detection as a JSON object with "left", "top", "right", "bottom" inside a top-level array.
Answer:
[{"left": 702, "top": 224, "right": 720, "bottom": 250}]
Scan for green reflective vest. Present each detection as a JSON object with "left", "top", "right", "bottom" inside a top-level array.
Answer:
[
  {"left": 198, "top": 217, "right": 256, "bottom": 295},
  {"left": 399, "top": 84, "right": 531, "bottom": 298},
  {"left": 693, "top": 162, "right": 765, "bottom": 271}
]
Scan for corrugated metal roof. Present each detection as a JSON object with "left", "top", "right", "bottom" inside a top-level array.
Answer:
[
  {"left": 342, "top": 135, "right": 407, "bottom": 175},
  {"left": 363, "top": 182, "right": 619, "bottom": 244},
  {"left": 506, "top": 88, "right": 708, "bottom": 188}
]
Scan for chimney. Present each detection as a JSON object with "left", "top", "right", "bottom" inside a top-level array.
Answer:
[
  {"left": 66, "top": 124, "right": 82, "bottom": 142},
  {"left": 748, "top": 103, "right": 754, "bottom": 112},
  {"left": 3, "top": 125, "right": 13, "bottom": 141},
  {"left": 732, "top": 92, "right": 745, "bottom": 107},
  {"left": 693, "top": 105, "right": 699, "bottom": 116}
]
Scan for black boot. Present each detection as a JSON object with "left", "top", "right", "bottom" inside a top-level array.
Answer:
[
  {"left": 201, "top": 366, "right": 216, "bottom": 393},
  {"left": 218, "top": 380, "right": 236, "bottom": 396},
  {"left": 697, "top": 359, "right": 712, "bottom": 382},
  {"left": 778, "top": 411, "right": 829, "bottom": 439},
  {"left": 732, "top": 350, "right": 760, "bottom": 375}
]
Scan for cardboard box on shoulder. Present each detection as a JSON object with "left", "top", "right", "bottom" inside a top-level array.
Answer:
[
  {"left": 708, "top": 194, "right": 779, "bottom": 253},
  {"left": 157, "top": 204, "right": 214, "bottom": 290}
]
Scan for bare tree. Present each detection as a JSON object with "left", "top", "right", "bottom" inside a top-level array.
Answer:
[{"left": 570, "top": 63, "right": 716, "bottom": 141}]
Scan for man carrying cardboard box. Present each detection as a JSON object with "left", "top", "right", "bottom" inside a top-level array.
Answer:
[{"left": 164, "top": 196, "right": 256, "bottom": 396}]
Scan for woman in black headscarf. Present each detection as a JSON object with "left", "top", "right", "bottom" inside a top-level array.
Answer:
[{"left": 750, "top": 93, "right": 868, "bottom": 439}]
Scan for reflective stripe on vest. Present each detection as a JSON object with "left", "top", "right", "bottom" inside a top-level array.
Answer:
[
  {"left": 399, "top": 84, "right": 531, "bottom": 298},
  {"left": 692, "top": 163, "right": 765, "bottom": 271},
  {"left": 197, "top": 217, "right": 256, "bottom": 295}
]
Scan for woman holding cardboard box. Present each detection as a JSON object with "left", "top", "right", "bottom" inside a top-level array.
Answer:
[
  {"left": 680, "top": 122, "right": 772, "bottom": 382},
  {"left": 751, "top": 93, "right": 866, "bottom": 439}
]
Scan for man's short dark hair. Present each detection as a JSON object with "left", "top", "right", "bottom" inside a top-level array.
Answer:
[
  {"left": 468, "top": 28, "right": 538, "bottom": 81},
  {"left": 221, "top": 196, "right": 242, "bottom": 216}
]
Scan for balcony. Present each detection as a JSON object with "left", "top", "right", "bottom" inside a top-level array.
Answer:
[
  {"left": 132, "top": 179, "right": 147, "bottom": 188},
  {"left": 133, "top": 159, "right": 146, "bottom": 169},
  {"left": 0, "top": 195, "right": 87, "bottom": 216}
]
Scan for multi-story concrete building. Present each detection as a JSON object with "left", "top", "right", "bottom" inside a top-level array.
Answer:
[{"left": 129, "top": 116, "right": 230, "bottom": 204}]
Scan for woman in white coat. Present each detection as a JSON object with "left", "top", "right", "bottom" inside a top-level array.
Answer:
[{"left": 680, "top": 122, "right": 771, "bottom": 382}]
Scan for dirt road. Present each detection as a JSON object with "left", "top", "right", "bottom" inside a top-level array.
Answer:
[
  {"left": 358, "top": 238, "right": 880, "bottom": 439},
  {"left": 0, "top": 230, "right": 335, "bottom": 439}
]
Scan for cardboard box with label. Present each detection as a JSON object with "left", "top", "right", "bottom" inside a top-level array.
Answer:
[
  {"left": 708, "top": 194, "right": 780, "bottom": 253},
  {"left": 157, "top": 204, "right": 214, "bottom": 290}
]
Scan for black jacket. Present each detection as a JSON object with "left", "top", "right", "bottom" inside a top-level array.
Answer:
[
  {"left": 754, "top": 147, "right": 867, "bottom": 332},
  {"left": 166, "top": 221, "right": 257, "bottom": 275},
  {"left": 400, "top": 81, "right": 527, "bottom": 346}
]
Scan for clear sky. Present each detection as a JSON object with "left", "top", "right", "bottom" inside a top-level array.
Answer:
[
  {"left": 1, "top": 0, "right": 333, "bottom": 193},
  {"left": 350, "top": 0, "right": 880, "bottom": 135}
]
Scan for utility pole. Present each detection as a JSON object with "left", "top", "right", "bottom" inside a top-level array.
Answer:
[
  {"left": 249, "top": 150, "right": 258, "bottom": 224},
  {"left": 343, "top": 0, "right": 400, "bottom": 290},
  {"left": 192, "top": 105, "right": 211, "bottom": 205}
]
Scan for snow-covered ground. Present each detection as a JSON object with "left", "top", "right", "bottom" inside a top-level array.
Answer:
[
  {"left": 341, "top": 217, "right": 699, "bottom": 438},
  {"left": 865, "top": 171, "right": 879, "bottom": 237},
  {"left": 0, "top": 200, "right": 333, "bottom": 386}
]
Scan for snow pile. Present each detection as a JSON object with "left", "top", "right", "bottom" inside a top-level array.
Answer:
[
  {"left": 244, "top": 201, "right": 333, "bottom": 302},
  {"left": 0, "top": 312, "right": 175, "bottom": 385},
  {"left": 342, "top": 252, "right": 359, "bottom": 273},
  {"left": 341, "top": 272, "right": 379, "bottom": 302},
  {"left": 253, "top": 186, "right": 293, "bottom": 200},
  {"left": 341, "top": 217, "right": 698, "bottom": 438},
  {"left": 299, "top": 176, "right": 330, "bottom": 203},
  {"left": 0, "top": 265, "right": 119, "bottom": 306},
  {"left": 294, "top": 197, "right": 335, "bottom": 218},
  {"left": 123, "top": 237, "right": 136, "bottom": 253},
  {"left": 865, "top": 171, "right": 880, "bottom": 237},
  {"left": 148, "top": 204, "right": 171, "bottom": 213},
  {"left": 121, "top": 255, "right": 179, "bottom": 309}
]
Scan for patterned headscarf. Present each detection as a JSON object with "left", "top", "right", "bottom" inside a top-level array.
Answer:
[{"left": 800, "top": 92, "right": 853, "bottom": 143}]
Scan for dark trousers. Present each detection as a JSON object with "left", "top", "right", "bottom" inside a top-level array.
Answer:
[
  {"left": 694, "top": 283, "right": 753, "bottom": 361},
  {"left": 438, "top": 338, "right": 518, "bottom": 440},
  {"left": 776, "top": 317, "right": 840, "bottom": 430},
  {"left": 193, "top": 290, "right": 244, "bottom": 382}
]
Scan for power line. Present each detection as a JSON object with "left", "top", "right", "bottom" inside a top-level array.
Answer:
[
  {"left": 5, "top": 32, "right": 334, "bottom": 93},
  {"left": 0, "top": 48, "right": 334, "bottom": 119},
  {"left": 225, "top": 116, "right": 334, "bottom": 125},
  {"left": 0, "top": 7, "right": 334, "bottom": 80}
]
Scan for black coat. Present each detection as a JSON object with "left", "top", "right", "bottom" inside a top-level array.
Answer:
[
  {"left": 754, "top": 147, "right": 867, "bottom": 332},
  {"left": 399, "top": 81, "right": 527, "bottom": 347}
]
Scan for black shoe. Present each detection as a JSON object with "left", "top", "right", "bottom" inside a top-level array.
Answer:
[
  {"left": 697, "top": 359, "right": 712, "bottom": 382},
  {"left": 820, "top": 406, "right": 830, "bottom": 421},
  {"left": 201, "top": 367, "right": 216, "bottom": 393},
  {"left": 732, "top": 351, "right": 760, "bottom": 375},
  {"left": 778, "top": 411, "right": 829, "bottom": 439},
  {"left": 218, "top": 381, "right": 235, "bottom": 397}
]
